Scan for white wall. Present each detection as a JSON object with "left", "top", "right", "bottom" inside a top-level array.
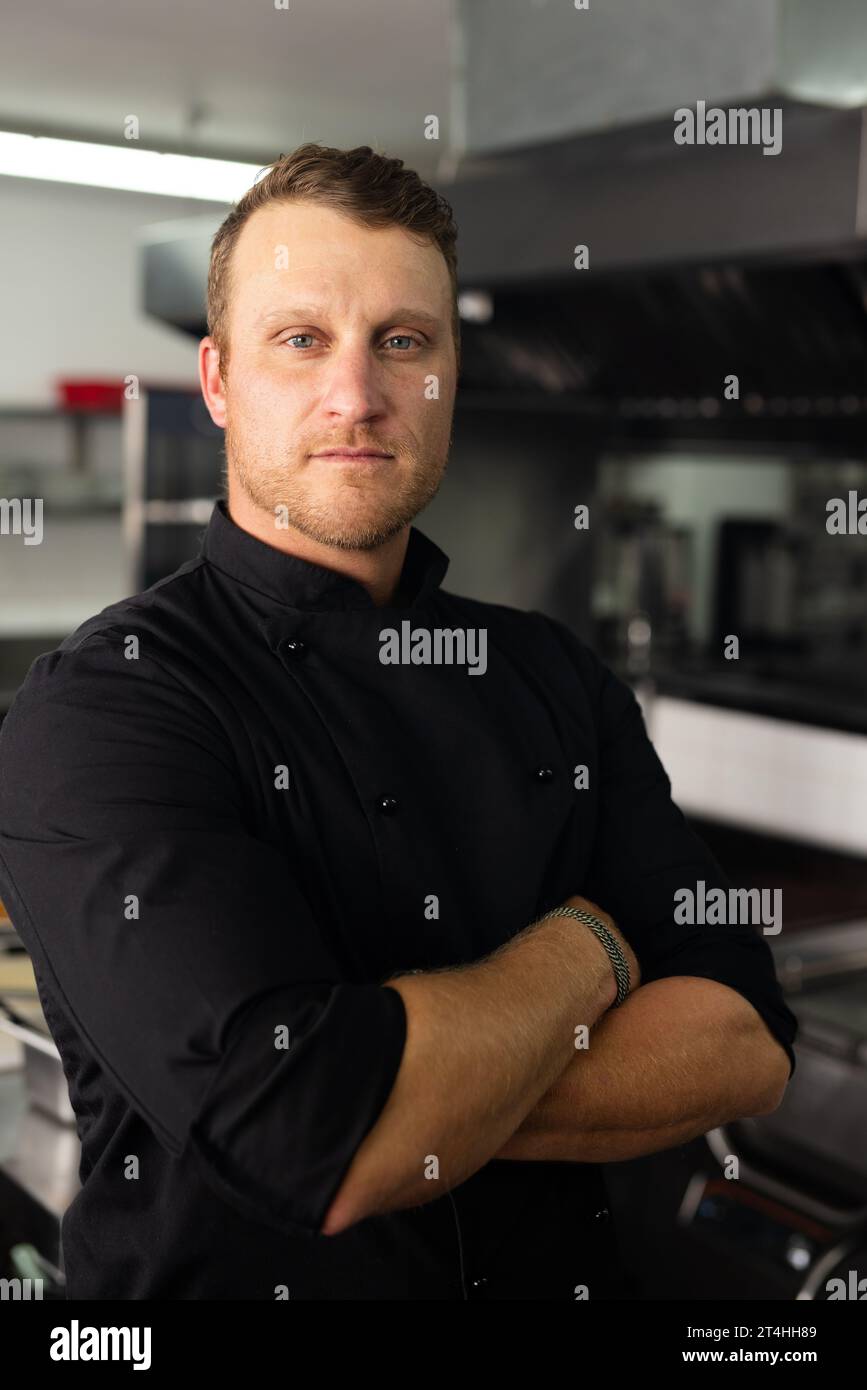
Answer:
[
  {"left": 0, "top": 174, "right": 224, "bottom": 405},
  {"left": 0, "top": 175, "right": 226, "bottom": 636}
]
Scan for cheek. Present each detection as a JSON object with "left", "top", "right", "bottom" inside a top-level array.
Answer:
[
  {"left": 418, "top": 389, "right": 455, "bottom": 445},
  {"left": 232, "top": 360, "right": 299, "bottom": 418},
  {"left": 397, "top": 369, "right": 452, "bottom": 421}
]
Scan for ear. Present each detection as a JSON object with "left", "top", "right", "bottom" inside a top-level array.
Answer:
[{"left": 199, "top": 336, "right": 227, "bottom": 428}]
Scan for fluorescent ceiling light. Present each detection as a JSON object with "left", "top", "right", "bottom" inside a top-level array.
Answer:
[{"left": 0, "top": 131, "right": 263, "bottom": 201}]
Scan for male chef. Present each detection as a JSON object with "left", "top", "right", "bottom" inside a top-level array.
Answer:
[{"left": 0, "top": 143, "right": 796, "bottom": 1300}]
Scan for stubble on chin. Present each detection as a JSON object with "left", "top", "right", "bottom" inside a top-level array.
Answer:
[{"left": 224, "top": 416, "right": 448, "bottom": 551}]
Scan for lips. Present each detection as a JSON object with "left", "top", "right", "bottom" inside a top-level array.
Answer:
[{"left": 312, "top": 449, "right": 393, "bottom": 459}]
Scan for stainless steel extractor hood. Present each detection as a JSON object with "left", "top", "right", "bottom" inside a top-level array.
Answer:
[{"left": 139, "top": 0, "right": 867, "bottom": 442}]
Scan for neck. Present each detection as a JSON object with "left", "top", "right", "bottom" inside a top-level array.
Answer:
[{"left": 225, "top": 486, "right": 410, "bottom": 607}]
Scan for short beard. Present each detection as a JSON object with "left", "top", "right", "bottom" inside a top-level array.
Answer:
[{"left": 225, "top": 416, "right": 450, "bottom": 551}]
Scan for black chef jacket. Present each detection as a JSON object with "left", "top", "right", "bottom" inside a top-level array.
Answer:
[{"left": 0, "top": 499, "right": 798, "bottom": 1301}]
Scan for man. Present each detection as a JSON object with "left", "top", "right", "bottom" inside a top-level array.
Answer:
[{"left": 0, "top": 143, "right": 796, "bottom": 1301}]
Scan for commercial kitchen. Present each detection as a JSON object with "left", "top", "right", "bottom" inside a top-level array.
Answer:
[{"left": 1, "top": 0, "right": 866, "bottom": 1308}]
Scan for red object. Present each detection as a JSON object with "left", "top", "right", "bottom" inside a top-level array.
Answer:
[{"left": 57, "top": 380, "right": 125, "bottom": 413}]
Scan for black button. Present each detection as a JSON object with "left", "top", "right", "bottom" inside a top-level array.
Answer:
[
  {"left": 377, "top": 796, "right": 399, "bottom": 815},
  {"left": 282, "top": 638, "right": 307, "bottom": 658},
  {"left": 535, "top": 765, "right": 554, "bottom": 781}
]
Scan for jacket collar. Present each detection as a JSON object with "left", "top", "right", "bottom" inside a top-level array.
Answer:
[{"left": 199, "top": 499, "right": 450, "bottom": 612}]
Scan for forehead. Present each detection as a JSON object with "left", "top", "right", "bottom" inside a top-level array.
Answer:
[{"left": 228, "top": 199, "right": 451, "bottom": 322}]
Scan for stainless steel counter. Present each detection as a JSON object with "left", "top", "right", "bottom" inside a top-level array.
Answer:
[{"left": 0, "top": 1033, "right": 80, "bottom": 1274}]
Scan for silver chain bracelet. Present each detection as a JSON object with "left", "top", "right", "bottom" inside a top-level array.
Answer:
[{"left": 536, "top": 906, "right": 631, "bottom": 1007}]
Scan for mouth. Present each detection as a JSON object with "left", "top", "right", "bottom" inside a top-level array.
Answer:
[{"left": 311, "top": 449, "right": 394, "bottom": 461}]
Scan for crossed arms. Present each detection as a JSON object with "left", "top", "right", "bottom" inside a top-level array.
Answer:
[{"left": 321, "top": 894, "right": 792, "bottom": 1236}]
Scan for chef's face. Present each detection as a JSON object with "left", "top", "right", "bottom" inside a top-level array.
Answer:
[{"left": 200, "top": 199, "right": 457, "bottom": 550}]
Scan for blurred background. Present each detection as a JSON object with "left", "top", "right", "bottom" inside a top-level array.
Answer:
[{"left": 1, "top": 0, "right": 867, "bottom": 1301}]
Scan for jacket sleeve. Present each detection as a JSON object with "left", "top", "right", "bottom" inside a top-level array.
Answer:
[
  {"left": 542, "top": 616, "right": 798, "bottom": 1081},
  {"left": 0, "top": 632, "right": 407, "bottom": 1237}
]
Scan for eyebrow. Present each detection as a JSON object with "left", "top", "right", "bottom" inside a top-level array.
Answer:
[{"left": 257, "top": 305, "right": 443, "bottom": 331}]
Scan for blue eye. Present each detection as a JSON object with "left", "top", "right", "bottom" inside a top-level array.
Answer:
[{"left": 281, "top": 333, "right": 421, "bottom": 351}]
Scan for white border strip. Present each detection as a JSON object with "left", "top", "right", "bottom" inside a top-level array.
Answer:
[{"left": 647, "top": 696, "right": 867, "bottom": 856}]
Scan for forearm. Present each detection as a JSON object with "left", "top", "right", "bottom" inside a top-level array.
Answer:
[
  {"left": 320, "top": 905, "right": 617, "bottom": 1234},
  {"left": 494, "top": 976, "right": 791, "bottom": 1163}
]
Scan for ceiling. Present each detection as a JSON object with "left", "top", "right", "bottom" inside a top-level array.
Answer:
[{"left": 0, "top": 0, "right": 456, "bottom": 174}]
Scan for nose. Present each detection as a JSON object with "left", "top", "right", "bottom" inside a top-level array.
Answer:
[{"left": 319, "top": 342, "right": 389, "bottom": 423}]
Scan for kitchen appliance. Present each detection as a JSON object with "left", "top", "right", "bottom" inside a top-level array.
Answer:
[
  {"left": 606, "top": 914, "right": 867, "bottom": 1300},
  {"left": 0, "top": 919, "right": 74, "bottom": 1126}
]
